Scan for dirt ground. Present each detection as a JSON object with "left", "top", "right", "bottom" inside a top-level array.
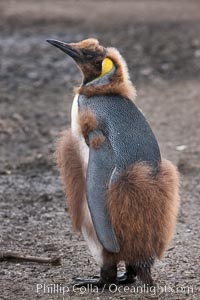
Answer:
[{"left": 0, "top": 0, "right": 200, "bottom": 299}]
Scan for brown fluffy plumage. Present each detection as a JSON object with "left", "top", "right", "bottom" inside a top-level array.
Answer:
[
  {"left": 78, "top": 110, "right": 97, "bottom": 140},
  {"left": 55, "top": 129, "right": 85, "bottom": 232},
  {"left": 70, "top": 39, "right": 106, "bottom": 84},
  {"left": 77, "top": 48, "right": 136, "bottom": 101},
  {"left": 90, "top": 135, "right": 105, "bottom": 149},
  {"left": 103, "top": 160, "right": 180, "bottom": 264}
]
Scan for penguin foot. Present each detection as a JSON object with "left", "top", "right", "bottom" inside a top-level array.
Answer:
[
  {"left": 73, "top": 277, "right": 111, "bottom": 289},
  {"left": 73, "top": 264, "right": 136, "bottom": 288},
  {"left": 117, "top": 271, "right": 136, "bottom": 284},
  {"left": 74, "top": 271, "right": 135, "bottom": 288}
]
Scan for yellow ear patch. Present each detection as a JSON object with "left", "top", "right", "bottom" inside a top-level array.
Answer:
[{"left": 100, "top": 58, "right": 114, "bottom": 77}]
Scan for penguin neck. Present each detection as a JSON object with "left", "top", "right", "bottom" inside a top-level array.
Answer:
[
  {"left": 84, "top": 66, "right": 116, "bottom": 88},
  {"left": 77, "top": 62, "right": 136, "bottom": 101}
]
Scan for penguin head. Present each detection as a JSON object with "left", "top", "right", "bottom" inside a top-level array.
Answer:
[
  {"left": 47, "top": 38, "right": 110, "bottom": 84},
  {"left": 47, "top": 38, "right": 136, "bottom": 100}
]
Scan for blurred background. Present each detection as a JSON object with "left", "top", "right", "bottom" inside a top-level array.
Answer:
[{"left": 0, "top": 1, "right": 199, "bottom": 299}]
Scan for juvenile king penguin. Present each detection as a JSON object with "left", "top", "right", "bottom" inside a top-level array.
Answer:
[{"left": 47, "top": 38, "right": 180, "bottom": 287}]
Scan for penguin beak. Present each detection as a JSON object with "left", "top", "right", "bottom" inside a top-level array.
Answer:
[{"left": 46, "top": 39, "right": 81, "bottom": 61}]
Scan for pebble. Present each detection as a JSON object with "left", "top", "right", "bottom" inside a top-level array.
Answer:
[{"left": 176, "top": 145, "right": 187, "bottom": 151}]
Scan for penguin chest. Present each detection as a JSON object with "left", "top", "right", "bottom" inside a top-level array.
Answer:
[
  {"left": 71, "top": 94, "right": 89, "bottom": 172},
  {"left": 70, "top": 94, "right": 103, "bottom": 266}
]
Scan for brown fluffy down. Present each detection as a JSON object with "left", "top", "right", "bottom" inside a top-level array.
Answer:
[
  {"left": 55, "top": 129, "right": 85, "bottom": 232},
  {"left": 78, "top": 110, "right": 97, "bottom": 140},
  {"left": 103, "top": 159, "right": 180, "bottom": 264},
  {"left": 77, "top": 48, "right": 136, "bottom": 101},
  {"left": 90, "top": 135, "right": 105, "bottom": 149}
]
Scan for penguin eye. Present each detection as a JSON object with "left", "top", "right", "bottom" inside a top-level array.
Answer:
[{"left": 94, "top": 61, "right": 102, "bottom": 69}]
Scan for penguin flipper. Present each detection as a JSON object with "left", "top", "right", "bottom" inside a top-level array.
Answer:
[{"left": 86, "top": 130, "right": 120, "bottom": 253}]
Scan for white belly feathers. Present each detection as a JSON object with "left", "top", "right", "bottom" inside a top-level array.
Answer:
[
  {"left": 71, "top": 94, "right": 103, "bottom": 266},
  {"left": 71, "top": 94, "right": 89, "bottom": 172}
]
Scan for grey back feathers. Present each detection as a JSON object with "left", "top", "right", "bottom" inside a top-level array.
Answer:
[{"left": 79, "top": 94, "right": 161, "bottom": 170}]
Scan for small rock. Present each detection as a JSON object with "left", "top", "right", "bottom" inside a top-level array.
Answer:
[
  {"left": 27, "top": 71, "right": 38, "bottom": 79},
  {"left": 44, "top": 243, "right": 58, "bottom": 252},
  {"left": 37, "top": 193, "right": 53, "bottom": 202},
  {"left": 176, "top": 145, "right": 187, "bottom": 151},
  {"left": 194, "top": 49, "right": 200, "bottom": 57},
  {"left": 161, "top": 63, "right": 170, "bottom": 70},
  {"left": 140, "top": 67, "right": 152, "bottom": 76}
]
